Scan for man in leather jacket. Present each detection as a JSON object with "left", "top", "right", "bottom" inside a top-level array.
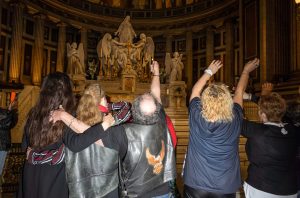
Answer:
[{"left": 120, "top": 61, "right": 176, "bottom": 198}]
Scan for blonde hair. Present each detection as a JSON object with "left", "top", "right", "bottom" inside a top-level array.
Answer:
[
  {"left": 201, "top": 83, "right": 233, "bottom": 122},
  {"left": 76, "top": 83, "right": 105, "bottom": 126}
]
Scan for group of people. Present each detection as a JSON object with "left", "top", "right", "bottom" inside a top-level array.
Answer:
[
  {"left": 15, "top": 57, "right": 299, "bottom": 198},
  {"left": 18, "top": 60, "right": 176, "bottom": 198},
  {"left": 183, "top": 58, "right": 300, "bottom": 198}
]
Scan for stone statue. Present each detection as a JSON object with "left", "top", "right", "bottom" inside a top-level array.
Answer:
[
  {"left": 115, "top": 16, "right": 136, "bottom": 44},
  {"left": 66, "top": 42, "right": 85, "bottom": 75},
  {"left": 169, "top": 52, "right": 184, "bottom": 82},
  {"left": 87, "top": 58, "right": 97, "bottom": 79}
]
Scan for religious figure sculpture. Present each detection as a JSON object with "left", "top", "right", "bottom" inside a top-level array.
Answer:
[
  {"left": 96, "top": 16, "right": 155, "bottom": 81},
  {"left": 165, "top": 52, "right": 184, "bottom": 82},
  {"left": 114, "top": 16, "right": 136, "bottom": 44},
  {"left": 66, "top": 42, "right": 85, "bottom": 75}
]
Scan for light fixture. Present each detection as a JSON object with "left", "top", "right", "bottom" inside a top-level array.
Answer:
[{"left": 296, "top": 0, "right": 300, "bottom": 4}]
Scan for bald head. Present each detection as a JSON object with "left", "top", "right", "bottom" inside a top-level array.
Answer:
[
  {"left": 132, "top": 93, "right": 161, "bottom": 125},
  {"left": 140, "top": 94, "right": 156, "bottom": 116}
]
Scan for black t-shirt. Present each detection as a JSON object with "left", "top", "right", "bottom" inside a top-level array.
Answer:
[{"left": 241, "top": 120, "right": 299, "bottom": 195}]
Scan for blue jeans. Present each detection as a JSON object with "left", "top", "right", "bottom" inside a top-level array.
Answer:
[{"left": 0, "top": 151, "right": 7, "bottom": 175}]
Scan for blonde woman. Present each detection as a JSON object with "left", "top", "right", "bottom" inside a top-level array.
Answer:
[{"left": 183, "top": 59, "right": 259, "bottom": 198}]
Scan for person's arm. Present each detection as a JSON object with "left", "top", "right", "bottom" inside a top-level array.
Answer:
[
  {"left": 150, "top": 60, "right": 162, "bottom": 104},
  {"left": 63, "top": 124, "right": 109, "bottom": 152},
  {"left": 241, "top": 119, "right": 262, "bottom": 138},
  {"left": 50, "top": 109, "right": 114, "bottom": 133},
  {"left": 108, "top": 101, "right": 132, "bottom": 125},
  {"left": 190, "top": 60, "right": 223, "bottom": 102},
  {"left": 233, "top": 58, "right": 259, "bottom": 107}
]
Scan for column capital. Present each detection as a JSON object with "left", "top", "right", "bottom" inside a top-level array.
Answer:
[
  {"left": 57, "top": 21, "right": 67, "bottom": 27},
  {"left": 9, "top": 0, "right": 25, "bottom": 8},
  {"left": 33, "top": 13, "right": 46, "bottom": 20}
]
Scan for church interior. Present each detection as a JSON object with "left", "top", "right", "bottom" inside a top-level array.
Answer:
[{"left": 0, "top": 0, "right": 300, "bottom": 197}]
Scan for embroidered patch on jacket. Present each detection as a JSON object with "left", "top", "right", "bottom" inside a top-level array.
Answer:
[{"left": 146, "top": 140, "right": 165, "bottom": 175}]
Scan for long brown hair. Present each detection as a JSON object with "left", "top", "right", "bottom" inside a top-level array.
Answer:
[{"left": 25, "top": 72, "right": 75, "bottom": 150}]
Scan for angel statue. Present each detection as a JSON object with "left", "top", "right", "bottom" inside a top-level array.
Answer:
[
  {"left": 142, "top": 36, "right": 155, "bottom": 69},
  {"left": 87, "top": 58, "right": 97, "bottom": 80},
  {"left": 97, "top": 33, "right": 127, "bottom": 78},
  {"left": 66, "top": 42, "right": 85, "bottom": 75},
  {"left": 169, "top": 52, "right": 184, "bottom": 82},
  {"left": 115, "top": 16, "right": 136, "bottom": 44}
]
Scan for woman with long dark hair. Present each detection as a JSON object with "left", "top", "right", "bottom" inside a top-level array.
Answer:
[{"left": 20, "top": 72, "right": 113, "bottom": 198}]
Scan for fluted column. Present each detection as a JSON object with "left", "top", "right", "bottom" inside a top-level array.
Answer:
[
  {"left": 80, "top": 27, "right": 88, "bottom": 66},
  {"left": 56, "top": 22, "right": 67, "bottom": 72},
  {"left": 175, "top": 0, "right": 182, "bottom": 7},
  {"left": 32, "top": 14, "right": 45, "bottom": 86},
  {"left": 186, "top": 31, "right": 193, "bottom": 90},
  {"left": 165, "top": 34, "right": 173, "bottom": 53},
  {"left": 225, "top": 19, "right": 234, "bottom": 85},
  {"left": 9, "top": 2, "right": 24, "bottom": 83},
  {"left": 206, "top": 26, "right": 214, "bottom": 67},
  {"left": 155, "top": 0, "right": 162, "bottom": 9}
]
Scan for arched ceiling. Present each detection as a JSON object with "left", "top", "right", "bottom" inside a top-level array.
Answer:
[{"left": 24, "top": 0, "right": 238, "bottom": 35}]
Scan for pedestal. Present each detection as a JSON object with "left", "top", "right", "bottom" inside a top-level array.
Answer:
[
  {"left": 121, "top": 73, "right": 136, "bottom": 92},
  {"left": 167, "top": 81, "right": 187, "bottom": 109},
  {"left": 70, "top": 74, "right": 86, "bottom": 93}
]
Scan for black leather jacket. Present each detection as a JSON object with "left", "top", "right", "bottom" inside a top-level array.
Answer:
[{"left": 0, "top": 108, "right": 17, "bottom": 151}]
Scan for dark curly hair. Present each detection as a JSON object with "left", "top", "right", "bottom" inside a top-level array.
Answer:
[
  {"left": 131, "top": 93, "right": 161, "bottom": 125},
  {"left": 25, "top": 72, "right": 75, "bottom": 150}
]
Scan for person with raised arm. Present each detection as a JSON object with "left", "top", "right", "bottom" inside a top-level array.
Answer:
[{"left": 183, "top": 59, "right": 259, "bottom": 198}]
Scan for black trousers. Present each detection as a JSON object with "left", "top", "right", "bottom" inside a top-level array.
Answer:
[{"left": 183, "top": 185, "right": 236, "bottom": 198}]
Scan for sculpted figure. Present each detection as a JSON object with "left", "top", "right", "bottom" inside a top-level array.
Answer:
[
  {"left": 169, "top": 52, "right": 184, "bottom": 81},
  {"left": 115, "top": 16, "right": 136, "bottom": 44},
  {"left": 66, "top": 42, "right": 85, "bottom": 75}
]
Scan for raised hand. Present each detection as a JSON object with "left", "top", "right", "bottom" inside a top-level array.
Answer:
[
  {"left": 207, "top": 60, "right": 223, "bottom": 75},
  {"left": 261, "top": 82, "right": 273, "bottom": 96},
  {"left": 243, "top": 58, "right": 260, "bottom": 73},
  {"left": 150, "top": 60, "right": 159, "bottom": 75}
]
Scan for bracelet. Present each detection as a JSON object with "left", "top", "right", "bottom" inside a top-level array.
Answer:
[
  {"left": 153, "top": 74, "right": 159, "bottom": 77},
  {"left": 204, "top": 69, "right": 213, "bottom": 76},
  {"left": 68, "top": 117, "right": 76, "bottom": 127}
]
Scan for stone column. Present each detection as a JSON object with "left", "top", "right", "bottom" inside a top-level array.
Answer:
[
  {"left": 80, "top": 27, "right": 88, "bottom": 68},
  {"left": 165, "top": 34, "right": 173, "bottom": 53},
  {"left": 225, "top": 19, "right": 234, "bottom": 85},
  {"left": 175, "top": 0, "right": 182, "bottom": 7},
  {"left": 56, "top": 22, "right": 67, "bottom": 72},
  {"left": 9, "top": 2, "right": 24, "bottom": 83},
  {"left": 155, "top": 0, "right": 162, "bottom": 9},
  {"left": 185, "top": 31, "right": 193, "bottom": 90},
  {"left": 206, "top": 26, "right": 214, "bottom": 67},
  {"left": 32, "top": 14, "right": 45, "bottom": 86}
]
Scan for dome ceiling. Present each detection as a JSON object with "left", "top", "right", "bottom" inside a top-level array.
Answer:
[{"left": 24, "top": 0, "right": 238, "bottom": 35}]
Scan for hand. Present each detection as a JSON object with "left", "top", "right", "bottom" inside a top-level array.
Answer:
[
  {"left": 102, "top": 113, "right": 115, "bottom": 130},
  {"left": 261, "top": 82, "right": 273, "bottom": 96},
  {"left": 49, "top": 109, "right": 65, "bottom": 123},
  {"left": 207, "top": 60, "right": 223, "bottom": 75},
  {"left": 26, "top": 147, "right": 32, "bottom": 160},
  {"left": 243, "top": 58, "right": 260, "bottom": 73},
  {"left": 150, "top": 60, "right": 159, "bottom": 75}
]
